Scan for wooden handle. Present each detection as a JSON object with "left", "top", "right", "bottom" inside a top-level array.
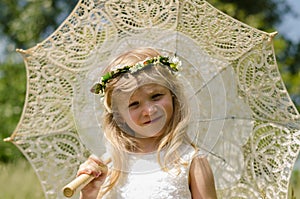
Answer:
[
  {"left": 63, "top": 174, "right": 95, "bottom": 197},
  {"left": 62, "top": 158, "right": 111, "bottom": 197}
]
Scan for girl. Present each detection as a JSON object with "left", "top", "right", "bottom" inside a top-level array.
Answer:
[{"left": 77, "top": 47, "right": 217, "bottom": 199}]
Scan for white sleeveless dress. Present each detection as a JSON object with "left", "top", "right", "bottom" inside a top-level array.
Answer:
[{"left": 102, "top": 144, "right": 200, "bottom": 199}]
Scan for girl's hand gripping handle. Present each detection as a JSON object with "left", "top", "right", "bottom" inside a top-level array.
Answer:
[{"left": 62, "top": 155, "right": 111, "bottom": 197}]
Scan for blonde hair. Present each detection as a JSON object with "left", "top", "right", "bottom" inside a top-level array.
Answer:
[{"left": 98, "top": 47, "right": 194, "bottom": 196}]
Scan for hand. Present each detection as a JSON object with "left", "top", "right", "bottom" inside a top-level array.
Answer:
[{"left": 77, "top": 155, "right": 108, "bottom": 199}]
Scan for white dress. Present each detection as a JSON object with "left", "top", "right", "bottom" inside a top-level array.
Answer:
[{"left": 102, "top": 144, "right": 200, "bottom": 199}]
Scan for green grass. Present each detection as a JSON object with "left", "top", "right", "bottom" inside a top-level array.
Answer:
[
  {"left": 1, "top": 159, "right": 300, "bottom": 199},
  {"left": 0, "top": 160, "right": 44, "bottom": 199}
]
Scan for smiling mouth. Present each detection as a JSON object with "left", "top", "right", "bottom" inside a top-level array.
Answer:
[{"left": 143, "top": 116, "right": 163, "bottom": 125}]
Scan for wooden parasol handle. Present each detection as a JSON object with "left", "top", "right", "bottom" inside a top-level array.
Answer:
[
  {"left": 63, "top": 174, "right": 95, "bottom": 197},
  {"left": 62, "top": 158, "right": 111, "bottom": 197}
]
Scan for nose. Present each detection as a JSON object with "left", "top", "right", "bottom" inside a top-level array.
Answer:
[{"left": 142, "top": 103, "right": 157, "bottom": 116}]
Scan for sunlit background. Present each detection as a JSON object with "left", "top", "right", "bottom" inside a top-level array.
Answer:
[{"left": 0, "top": 0, "right": 299, "bottom": 198}]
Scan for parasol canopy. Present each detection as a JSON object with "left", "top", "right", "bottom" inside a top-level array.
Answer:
[{"left": 4, "top": 0, "right": 300, "bottom": 198}]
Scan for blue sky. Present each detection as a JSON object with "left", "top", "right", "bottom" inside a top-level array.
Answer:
[{"left": 276, "top": 0, "right": 300, "bottom": 43}]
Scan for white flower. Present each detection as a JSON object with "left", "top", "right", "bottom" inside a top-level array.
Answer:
[
  {"left": 110, "top": 64, "right": 124, "bottom": 71},
  {"left": 129, "top": 62, "right": 143, "bottom": 73},
  {"left": 172, "top": 56, "right": 182, "bottom": 67}
]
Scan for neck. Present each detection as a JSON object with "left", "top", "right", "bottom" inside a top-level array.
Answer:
[{"left": 135, "top": 136, "right": 160, "bottom": 153}]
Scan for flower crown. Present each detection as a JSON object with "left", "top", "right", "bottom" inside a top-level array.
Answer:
[{"left": 90, "top": 55, "right": 181, "bottom": 95}]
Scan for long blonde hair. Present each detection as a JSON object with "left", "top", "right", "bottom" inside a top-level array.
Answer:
[{"left": 99, "top": 47, "right": 194, "bottom": 196}]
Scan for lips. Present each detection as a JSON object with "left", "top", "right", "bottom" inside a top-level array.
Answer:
[{"left": 143, "top": 115, "right": 163, "bottom": 125}]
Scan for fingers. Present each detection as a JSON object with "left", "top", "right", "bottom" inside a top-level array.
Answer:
[
  {"left": 89, "top": 154, "right": 102, "bottom": 165},
  {"left": 77, "top": 155, "right": 108, "bottom": 178},
  {"left": 76, "top": 155, "right": 108, "bottom": 197},
  {"left": 89, "top": 155, "right": 108, "bottom": 173}
]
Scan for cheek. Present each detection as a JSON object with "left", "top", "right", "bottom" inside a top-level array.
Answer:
[
  {"left": 155, "top": 102, "right": 173, "bottom": 121},
  {"left": 128, "top": 109, "right": 140, "bottom": 124},
  {"left": 166, "top": 103, "right": 174, "bottom": 118},
  {"left": 168, "top": 97, "right": 174, "bottom": 117}
]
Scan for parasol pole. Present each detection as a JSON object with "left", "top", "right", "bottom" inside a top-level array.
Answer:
[
  {"left": 63, "top": 174, "right": 95, "bottom": 197},
  {"left": 62, "top": 158, "right": 111, "bottom": 197}
]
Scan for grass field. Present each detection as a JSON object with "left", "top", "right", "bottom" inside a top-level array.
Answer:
[
  {"left": 0, "top": 160, "right": 44, "bottom": 199},
  {"left": 1, "top": 160, "right": 300, "bottom": 199}
]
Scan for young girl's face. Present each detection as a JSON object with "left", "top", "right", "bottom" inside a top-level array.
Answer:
[{"left": 115, "top": 83, "right": 174, "bottom": 138}]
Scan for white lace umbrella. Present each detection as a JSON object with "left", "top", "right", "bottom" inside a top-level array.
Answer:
[{"left": 4, "top": 0, "right": 300, "bottom": 198}]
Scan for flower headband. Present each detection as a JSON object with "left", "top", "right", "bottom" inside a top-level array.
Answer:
[{"left": 90, "top": 56, "right": 182, "bottom": 95}]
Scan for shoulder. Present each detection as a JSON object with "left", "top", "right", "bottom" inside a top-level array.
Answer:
[
  {"left": 190, "top": 155, "right": 212, "bottom": 176},
  {"left": 179, "top": 143, "right": 207, "bottom": 161},
  {"left": 189, "top": 155, "right": 218, "bottom": 199},
  {"left": 177, "top": 143, "right": 208, "bottom": 166},
  {"left": 189, "top": 149, "right": 216, "bottom": 182}
]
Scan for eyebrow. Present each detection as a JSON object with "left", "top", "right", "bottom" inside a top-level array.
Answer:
[{"left": 147, "top": 85, "right": 168, "bottom": 92}]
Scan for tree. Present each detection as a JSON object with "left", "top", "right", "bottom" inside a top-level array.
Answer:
[
  {"left": 0, "top": 62, "right": 26, "bottom": 162},
  {"left": 0, "top": 0, "right": 78, "bottom": 50},
  {"left": 209, "top": 0, "right": 289, "bottom": 32},
  {"left": 277, "top": 40, "right": 300, "bottom": 111},
  {"left": 0, "top": 0, "right": 77, "bottom": 162}
]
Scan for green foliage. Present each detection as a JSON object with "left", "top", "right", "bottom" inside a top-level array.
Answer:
[
  {"left": 0, "top": 0, "right": 77, "bottom": 163},
  {"left": 208, "top": 0, "right": 289, "bottom": 32},
  {"left": 0, "top": 61, "right": 26, "bottom": 162},
  {"left": 275, "top": 38, "right": 300, "bottom": 111},
  {"left": 289, "top": 169, "right": 300, "bottom": 199},
  {"left": 0, "top": 0, "right": 78, "bottom": 49}
]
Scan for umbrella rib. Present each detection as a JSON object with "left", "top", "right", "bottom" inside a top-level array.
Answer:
[
  {"left": 195, "top": 115, "right": 252, "bottom": 122},
  {"left": 195, "top": 116, "right": 300, "bottom": 130},
  {"left": 200, "top": 146, "right": 227, "bottom": 163},
  {"left": 192, "top": 65, "right": 228, "bottom": 96},
  {"left": 174, "top": 1, "right": 180, "bottom": 57}
]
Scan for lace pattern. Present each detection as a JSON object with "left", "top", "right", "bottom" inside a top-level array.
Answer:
[{"left": 9, "top": 0, "right": 300, "bottom": 198}]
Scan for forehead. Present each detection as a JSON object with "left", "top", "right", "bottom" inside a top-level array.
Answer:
[{"left": 131, "top": 83, "right": 169, "bottom": 96}]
